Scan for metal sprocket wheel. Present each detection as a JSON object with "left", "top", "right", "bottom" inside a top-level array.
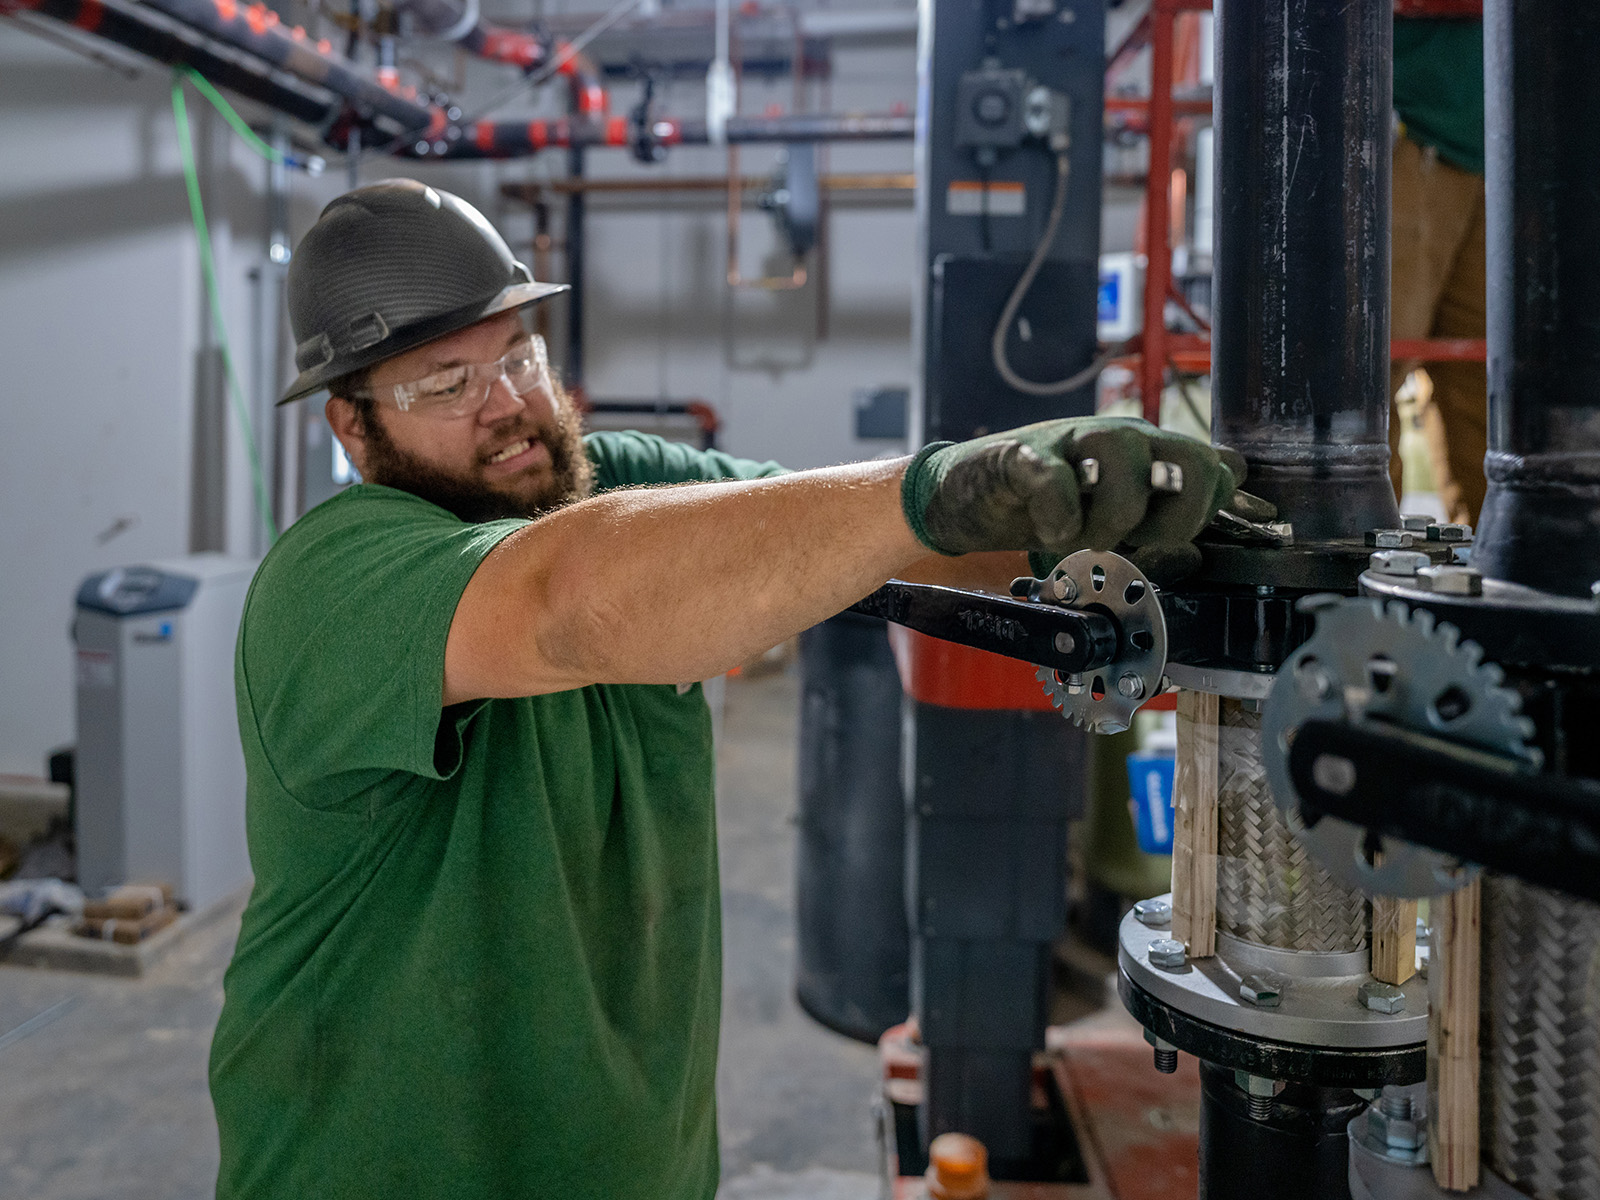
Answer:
[
  {"left": 1262, "top": 596, "right": 1540, "bottom": 898},
  {"left": 1036, "top": 549, "right": 1167, "bottom": 735}
]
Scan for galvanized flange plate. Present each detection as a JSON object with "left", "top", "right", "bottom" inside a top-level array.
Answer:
[
  {"left": 1036, "top": 549, "right": 1166, "bottom": 735},
  {"left": 1117, "top": 897, "right": 1428, "bottom": 1050},
  {"left": 1262, "top": 596, "right": 1539, "bottom": 898}
]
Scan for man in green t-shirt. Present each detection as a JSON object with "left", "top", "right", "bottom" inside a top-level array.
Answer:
[
  {"left": 1391, "top": 14, "right": 1487, "bottom": 525},
  {"left": 209, "top": 180, "right": 1248, "bottom": 1199}
]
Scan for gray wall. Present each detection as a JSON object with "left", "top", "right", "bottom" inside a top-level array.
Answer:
[{"left": 0, "top": 15, "right": 922, "bottom": 776}]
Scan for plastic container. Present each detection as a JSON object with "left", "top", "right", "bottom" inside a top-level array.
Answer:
[{"left": 1126, "top": 750, "right": 1177, "bottom": 856}]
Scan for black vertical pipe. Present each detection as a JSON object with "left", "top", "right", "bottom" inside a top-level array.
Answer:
[
  {"left": 566, "top": 145, "right": 587, "bottom": 392},
  {"left": 1210, "top": 0, "right": 1399, "bottom": 540},
  {"left": 1197, "top": 1063, "right": 1365, "bottom": 1200},
  {"left": 1473, "top": 0, "right": 1600, "bottom": 597}
]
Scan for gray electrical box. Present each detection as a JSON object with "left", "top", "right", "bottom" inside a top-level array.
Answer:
[{"left": 73, "top": 555, "right": 256, "bottom": 912}]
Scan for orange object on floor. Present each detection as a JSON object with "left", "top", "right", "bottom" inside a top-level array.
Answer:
[{"left": 888, "top": 1011, "right": 1199, "bottom": 1200}]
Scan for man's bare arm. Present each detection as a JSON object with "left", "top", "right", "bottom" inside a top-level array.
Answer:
[
  {"left": 895, "top": 550, "right": 1033, "bottom": 594},
  {"left": 444, "top": 458, "right": 926, "bottom": 703}
]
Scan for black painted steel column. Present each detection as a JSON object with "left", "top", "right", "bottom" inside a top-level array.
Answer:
[
  {"left": 1210, "top": 0, "right": 1398, "bottom": 539},
  {"left": 1473, "top": 0, "right": 1600, "bottom": 597}
]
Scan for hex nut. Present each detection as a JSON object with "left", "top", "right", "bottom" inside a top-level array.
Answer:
[
  {"left": 1064, "top": 673, "right": 1086, "bottom": 695},
  {"left": 1417, "top": 565, "right": 1483, "bottom": 596},
  {"left": 1051, "top": 574, "right": 1079, "bottom": 603},
  {"left": 1147, "top": 938, "right": 1187, "bottom": 969},
  {"left": 1133, "top": 898, "right": 1172, "bottom": 927},
  {"left": 1369, "top": 549, "right": 1430, "bottom": 577},
  {"left": 1399, "top": 514, "right": 1433, "bottom": 531},
  {"left": 1366, "top": 529, "right": 1417, "bottom": 549},
  {"left": 1238, "top": 974, "right": 1281, "bottom": 1008},
  {"left": 1118, "top": 673, "right": 1146, "bottom": 700},
  {"left": 1427, "top": 522, "right": 1472, "bottom": 542},
  {"left": 1368, "top": 1107, "right": 1426, "bottom": 1153},
  {"left": 1359, "top": 981, "right": 1406, "bottom": 1014}
]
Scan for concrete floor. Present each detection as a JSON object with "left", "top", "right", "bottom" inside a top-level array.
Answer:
[{"left": 0, "top": 666, "right": 884, "bottom": 1199}]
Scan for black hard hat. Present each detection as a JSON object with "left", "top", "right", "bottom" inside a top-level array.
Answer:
[{"left": 280, "top": 179, "right": 567, "bottom": 403}]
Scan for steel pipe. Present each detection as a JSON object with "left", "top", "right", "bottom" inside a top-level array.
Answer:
[
  {"left": 1210, "top": 0, "right": 1399, "bottom": 539},
  {"left": 440, "top": 111, "right": 916, "bottom": 159},
  {"left": 1473, "top": 0, "right": 1600, "bottom": 597},
  {"left": 12, "top": 0, "right": 336, "bottom": 123}
]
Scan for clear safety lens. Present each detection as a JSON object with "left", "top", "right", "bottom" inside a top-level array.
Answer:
[{"left": 388, "top": 334, "right": 551, "bottom": 417}]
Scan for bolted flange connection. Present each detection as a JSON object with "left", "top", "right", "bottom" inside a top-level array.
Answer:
[{"left": 1359, "top": 981, "right": 1407, "bottom": 1014}]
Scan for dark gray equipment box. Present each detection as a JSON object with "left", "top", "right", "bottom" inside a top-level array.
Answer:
[{"left": 74, "top": 556, "right": 257, "bottom": 912}]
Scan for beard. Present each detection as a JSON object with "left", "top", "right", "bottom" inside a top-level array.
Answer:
[{"left": 358, "top": 383, "right": 595, "bottom": 523}]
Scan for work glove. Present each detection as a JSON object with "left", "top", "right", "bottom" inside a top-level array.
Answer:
[{"left": 900, "top": 416, "right": 1262, "bottom": 584}]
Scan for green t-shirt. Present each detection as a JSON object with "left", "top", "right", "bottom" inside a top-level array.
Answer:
[
  {"left": 210, "top": 431, "right": 784, "bottom": 1200},
  {"left": 1394, "top": 17, "right": 1485, "bottom": 176}
]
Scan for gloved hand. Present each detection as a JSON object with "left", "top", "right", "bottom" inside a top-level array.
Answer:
[{"left": 901, "top": 416, "right": 1250, "bottom": 566}]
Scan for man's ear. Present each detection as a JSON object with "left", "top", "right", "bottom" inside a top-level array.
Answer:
[{"left": 326, "top": 395, "right": 369, "bottom": 478}]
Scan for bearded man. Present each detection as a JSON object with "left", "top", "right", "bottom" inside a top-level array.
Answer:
[{"left": 208, "top": 180, "right": 1246, "bottom": 1200}]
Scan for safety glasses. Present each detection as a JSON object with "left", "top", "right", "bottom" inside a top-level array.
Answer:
[{"left": 364, "top": 333, "right": 553, "bottom": 419}]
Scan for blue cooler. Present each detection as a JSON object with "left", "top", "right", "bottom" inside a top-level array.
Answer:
[{"left": 1126, "top": 751, "right": 1177, "bottom": 855}]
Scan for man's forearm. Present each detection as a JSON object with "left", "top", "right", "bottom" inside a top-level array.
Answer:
[{"left": 446, "top": 458, "right": 926, "bottom": 701}]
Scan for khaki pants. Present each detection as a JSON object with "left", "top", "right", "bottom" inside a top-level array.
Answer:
[{"left": 1389, "top": 134, "right": 1488, "bottom": 526}]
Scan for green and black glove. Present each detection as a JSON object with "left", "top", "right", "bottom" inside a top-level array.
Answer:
[{"left": 900, "top": 416, "right": 1262, "bottom": 583}]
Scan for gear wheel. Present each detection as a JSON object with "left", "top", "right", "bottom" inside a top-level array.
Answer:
[
  {"left": 1036, "top": 549, "right": 1167, "bottom": 735},
  {"left": 1262, "top": 596, "right": 1541, "bottom": 898}
]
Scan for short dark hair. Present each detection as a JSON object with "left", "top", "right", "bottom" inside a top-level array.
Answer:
[{"left": 327, "top": 368, "right": 376, "bottom": 424}]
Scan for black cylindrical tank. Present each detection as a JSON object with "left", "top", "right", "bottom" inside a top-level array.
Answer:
[{"left": 794, "top": 611, "right": 909, "bottom": 1043}]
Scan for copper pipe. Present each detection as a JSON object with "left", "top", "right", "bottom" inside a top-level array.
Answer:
[{"left": 502, "top": 173, "right": 913, "bottom": 199}]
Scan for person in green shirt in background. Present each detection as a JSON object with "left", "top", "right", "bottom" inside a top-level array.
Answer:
[
  {"left": 1390, "top": 10, "right": 1487, "bottom": 526},
  {"left": 208, "top": 179, "right": 1250, "bottom": 1200}
]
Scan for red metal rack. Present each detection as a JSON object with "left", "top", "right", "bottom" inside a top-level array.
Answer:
[{"left": 1111, "top": 0, "right": 1487, "bottom": 423}]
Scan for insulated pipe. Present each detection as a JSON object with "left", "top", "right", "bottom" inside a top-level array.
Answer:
[
  {"left": 13, "top": 0, "right": 335, "bottom": 123},
  {"left": 136, "top": 0, "right": 451, "bottom": 139},
  {"left": 1209, "top": 0, "right": 1399, "bottom": 540},
  {"left": 1473, "top": 0, "right": 1600, "bottom": 597},
  {"left": 439, "top": 111, "right": 916, "bottom": 159}
]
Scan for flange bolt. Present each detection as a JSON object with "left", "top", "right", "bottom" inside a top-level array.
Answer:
[
  {"left": 1147, "top": 938, "right": 1187, "bottom": 969},
  {"left": 1133, "top": 898, "right": 1171, "bottom": 927},
  {"left": 1359, "top": 981, "right": 1406, "bottom": 1014}
]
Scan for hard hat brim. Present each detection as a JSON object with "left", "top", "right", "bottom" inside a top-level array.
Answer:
[{"left": 278, "top": 278, "right": 570, "bottom": 405}]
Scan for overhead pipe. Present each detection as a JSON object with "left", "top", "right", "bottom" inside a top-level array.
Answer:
[
  {"left": 440, "top": 111, "right": 914, "bottom": 159},
  {"left": 1472, "top": 0, "right": 1600, "bottom": 597},
  {"left": 136, "top": 0, "right": 452, "bottom": 140},
  {"left": 1209, "top": 0, "right": 1399, "bottom": 538},
  {"left": 18, "top": 0, "right": 905, "bottom": 160},
  {"left": 10, "top": 0, "right": 340, "bottom": 124}
]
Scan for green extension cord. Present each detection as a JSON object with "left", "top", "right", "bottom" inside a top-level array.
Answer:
[{"left": 171, "top": 66, "right": 281, "bottom": 545}]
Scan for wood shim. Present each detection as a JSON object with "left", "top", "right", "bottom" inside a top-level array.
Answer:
[
  {"left": 1428, "top": 879, "right": 1481, "bottom": 1191},
  {"left": 1371, "top": 891, "right": 1419, "bottom": 986},
  {"left": 1172, "top": 689, "right": 1219, "bottom": 958}
]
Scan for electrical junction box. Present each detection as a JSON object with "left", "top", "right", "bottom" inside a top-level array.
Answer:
[
  {"left": 1098, "top": 251, "right": 1145, "bottom": 342},
  {"left": 955, "top": 66, "right": 1032, "bottom": 150},
  {"left": 74, "top": 555, "right": 257, "bottom": 912}
]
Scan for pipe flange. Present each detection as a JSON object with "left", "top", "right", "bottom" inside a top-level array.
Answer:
[
  {"left": 1262, "top": 597, "right": 1540, "bottom": 898},
  {"left": 1117, "top": 898, "right": 1428, "bottom": 1051},
  {"left": 1035, "top": 549, "right": 1166, "bottom": 735}
]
